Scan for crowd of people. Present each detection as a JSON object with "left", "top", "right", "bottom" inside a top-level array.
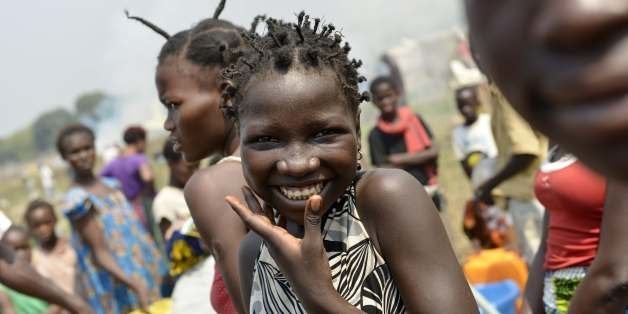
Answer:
[{"left": 0, "top": 0, "right": 626, "bottom": 313}]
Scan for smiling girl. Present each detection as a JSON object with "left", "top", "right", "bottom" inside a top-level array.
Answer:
[{"left": 221, "top": 13, "right": 478, "bottom": 313}]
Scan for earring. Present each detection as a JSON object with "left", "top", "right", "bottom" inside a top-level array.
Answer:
[{"left": 357, "top": 148, "right": 363, "bottom": 171}]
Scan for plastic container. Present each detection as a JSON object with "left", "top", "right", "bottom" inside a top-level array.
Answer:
[{"left": 475, "top": 280, "right": 519, "bottom": 314}]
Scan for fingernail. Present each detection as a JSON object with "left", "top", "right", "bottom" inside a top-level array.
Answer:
[{"left": 310, "top": 196, "right": 322, "bottom": 212}]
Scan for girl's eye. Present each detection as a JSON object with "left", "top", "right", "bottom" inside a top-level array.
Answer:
[
  {"left": 254, "top": 136, "right": 278, "bottom": 143},
  {"left": 314, "top": 128, "right": 343, "bottom": 138}
]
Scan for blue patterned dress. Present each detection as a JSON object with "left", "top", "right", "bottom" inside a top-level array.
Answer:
[{"left": 63, "top": 178, "right": 167, "bottom": 314}]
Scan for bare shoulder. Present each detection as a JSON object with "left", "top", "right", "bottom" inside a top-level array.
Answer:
[
  {"left": 357, "top": 168, "right": 435, "bottom": 217},
  {"left": 184, "top": 162, "right": 246, "bottom": 207},
  {"left": 183, "top": 161, "right": 247, "bottom": 244},
  {"left": 356, "top": 169, "right": 440, "bottom": 249}
]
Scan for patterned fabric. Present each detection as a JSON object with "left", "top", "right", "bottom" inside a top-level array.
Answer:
[
  {"left": 249, "top": 180, "right": 406, "bottom": 313},
  {"left": 63, "top": 178, "right": 167, "bottom": 314},
  {"left": 166, "top": 228, "right": 208, "bottom": 277},
  {"left": 543, "top": 266, "right": 587, "bottom": 314}
]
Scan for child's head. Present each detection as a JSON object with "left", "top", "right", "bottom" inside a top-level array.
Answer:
[
  {"left": 56, "top": 124, "right": 96, "bottom": 176},
  {"left": 455, "top": 85, "right": 480, "bottom": 125},
  {"left": 221, "top": 13, "right": 369, "bottom": 223},
  {"left": 24, "top": 199, "right": 57, "bottom": 247},
  {"left": 162, "top": 139, "right": 199, "bottom": 188},
  {"left": 123, "top": 125, "right": 147, "bottom": 153},
  {"left": 126, "top": 1, "right": 248, "bottom": 163},
  {"left": 370, "top": 76, "right": 400, "bottom": 119},
  {"left": 1, "top": 226, "right": 32, "bottom": 263}
]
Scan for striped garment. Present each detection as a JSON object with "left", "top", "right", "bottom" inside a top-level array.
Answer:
[{"left": 249, "top": 180, "right": 406, "bottom": 313}]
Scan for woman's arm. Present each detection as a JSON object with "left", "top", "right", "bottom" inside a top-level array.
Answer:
[
  {"left": 74, "top": 207, "right": 149, "bottom": 309},
  {"left": 523, "top": 210, "right": 549, "bottom": 313},
  {"left": 185, "top": 166, "right": 248, "bottom": 314},
  {"left": 387, "top": 143, "right": 439, "bottom": 167},
  {"left": 568, "top": 179, "right": 628, "bottom": 313},
  {"left": 357, "top": 168, "right": 478, "bottom": 313}
]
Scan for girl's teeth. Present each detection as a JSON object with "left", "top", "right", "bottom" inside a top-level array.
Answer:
[{"left": 279, "top": 183, "right": 324, "bottom": 200}]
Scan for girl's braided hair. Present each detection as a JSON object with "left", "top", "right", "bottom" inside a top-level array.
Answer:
[
  {"left": 221, "top": 12, "right": 369, "bottom": 121},
  {"left": 126, "top": 0, "right": 248, "bottom": 87}
]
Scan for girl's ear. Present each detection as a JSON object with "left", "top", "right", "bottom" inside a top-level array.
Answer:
[{"left": 219, "top": 80, "right": 237, "bottom": 120}]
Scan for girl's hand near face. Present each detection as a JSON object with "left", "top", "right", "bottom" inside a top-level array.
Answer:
[{"left": 226, "top": 187, "right": 361, "bottom": 314}]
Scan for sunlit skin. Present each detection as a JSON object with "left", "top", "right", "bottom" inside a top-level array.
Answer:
[
  {"left": 238, "top": 68, "right": 359, "bottom": 223},
  {"left": 466, "top": 1, "right": 628, "bottom": 313},
  {"left": 227, "top": 68, "right": 478, "bottom": 313},
  {"left": 157, "top": 56, "right": 234, "bottom": 162}
]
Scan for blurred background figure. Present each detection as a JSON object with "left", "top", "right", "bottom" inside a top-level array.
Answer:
[
  {"left": 100, "top": 125, "right": 156, "bottom": 232},
  {"left": 0, "top": 226, "right": 49, "bottom": 314},
  {"left": 525, "top": 146, "right": 606, "bottom": 313},
  {"left": 24, "top": 200, "right": 77, "bottom": 298},
  {"left": 368, "top": 76, "right": 442, "bottom": 210},
  {"left": 57, "top": 124, "right": 166, "bottom": 313},
  {"left": 153, "top": 139, "right": 198, "bottom": 240},
  {"left": 38, "top": 163, "right": 55, "bottom": 199},
  {"left": 451, "top": 84, "right": 497, "bottom": 178},
  {"left": 474, "top": 86, "right": 547, "bottom": 264}
]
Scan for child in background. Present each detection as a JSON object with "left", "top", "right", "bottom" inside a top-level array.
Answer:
[
  {"left": 153, "top": 139, "right": 199, "bottom": 240},
  {"left": 0, "top": 226, "right": 49, "bottom": 314},
  {"left": 452, "top": 84, "right": 497, "bottom": 178},
  {"left": 24, "top": 200, "right": 77, "bottom": 296},
  {"left": 368, "top": 76, "right": 443, "bottom": 210}
]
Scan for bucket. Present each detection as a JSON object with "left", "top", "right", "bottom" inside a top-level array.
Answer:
[{"left": 475, "top": 280, "right": 519, "bottom": 314}]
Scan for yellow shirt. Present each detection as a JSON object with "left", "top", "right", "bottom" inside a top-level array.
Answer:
[{"left": 489, "top": 84, "right": 547, "bottom": 200}]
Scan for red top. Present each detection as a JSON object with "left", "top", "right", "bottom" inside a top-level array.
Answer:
[
  {"left": 535, "top": 160, "right": 606, "bottom": 270},
  {"left": 210, "top": 264, "right": 238, "bottom": 314}
]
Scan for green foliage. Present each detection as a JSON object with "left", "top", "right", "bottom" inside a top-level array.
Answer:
[
  {"left": 32, "top": 108, "right": 77, "bottom": 152},
  {"left": 0, "top": 127, "right": 36, "bottom": 163},
  {"left": 75, "top": 91, "right": 105, "bottom": 121}
]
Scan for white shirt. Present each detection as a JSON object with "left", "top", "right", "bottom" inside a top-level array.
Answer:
[
  {"left": 452, "top": 114, "right": 498, "bottom": 161},
  {"left": 152, "top": 186, "right": 191, "bottom": 223}
]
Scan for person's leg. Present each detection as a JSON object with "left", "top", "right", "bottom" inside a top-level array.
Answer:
[{"left": 508, "top": 198, "right": 544, "bottom": 264}]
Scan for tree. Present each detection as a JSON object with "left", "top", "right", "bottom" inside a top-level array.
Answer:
[
  {"left": 0, "top": 128, "right": 36, "bottom": 163},
  {"left": 75, "top": 91, "right": 105, "bottom": 121},
  {"left": 32, "top": 109, "right": 77, "bottom": 152}
]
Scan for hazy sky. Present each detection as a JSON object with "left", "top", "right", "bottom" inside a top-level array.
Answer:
[{"left": 0, "top": 0, "right": 462, "bottom": 137}]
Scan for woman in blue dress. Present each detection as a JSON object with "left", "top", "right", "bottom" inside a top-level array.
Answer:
[{"left": 56, "top": 124, "right": 167, "bottom": 314}]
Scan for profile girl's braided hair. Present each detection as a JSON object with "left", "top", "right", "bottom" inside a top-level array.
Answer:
[
  {"left": 221, "top": 12, "right": 370, "bottom": 121},
  {"left": 126, "top": 0, "right": 248, "bottom": 86}
]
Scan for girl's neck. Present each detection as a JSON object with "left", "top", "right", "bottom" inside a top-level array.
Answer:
[
  {"left": 73, "top": 172, "right": 97, "bottom": 186},
  {"left": 40, "top": 234, "right": 59, "bottom": 252}
]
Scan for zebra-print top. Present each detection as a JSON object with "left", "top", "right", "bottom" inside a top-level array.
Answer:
[{"left": 249, "top": 180, "right": 407, "bottom": 314}]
